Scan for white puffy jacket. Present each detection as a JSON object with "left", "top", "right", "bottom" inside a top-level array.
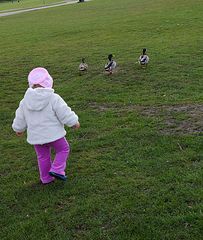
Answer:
[{"left": 12, "top": 88, "right": 79, "bottom": 145}]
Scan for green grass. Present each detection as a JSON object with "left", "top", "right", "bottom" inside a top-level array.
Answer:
[
  {"left": 0, "top": 0, "right": 203, "bottom": 239},
  {"left": 0, "top": 0, "right": 64, "bottom": 11}
]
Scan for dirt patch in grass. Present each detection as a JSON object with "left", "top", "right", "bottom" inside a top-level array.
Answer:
[
  {"left": 89, "top": 102, "right": 203, "bottom": 135},
  {"left": 139, "top": 104, "right": 203, "bottom": 135}
]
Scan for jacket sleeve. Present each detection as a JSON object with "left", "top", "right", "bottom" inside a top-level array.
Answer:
[
  {"left": 12, "top": 100, "right": 27, "bottom": 132},
  {"left": 53, "top": 95, "right": 79, "bottom": 127}
]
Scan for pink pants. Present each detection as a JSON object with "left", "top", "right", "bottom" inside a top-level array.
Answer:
[{"left": 34, "top": 137, "right": 70, "bottom": 184}]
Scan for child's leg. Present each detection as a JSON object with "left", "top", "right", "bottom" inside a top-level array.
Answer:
[
  {"left": 49, "top": 137, "right": 70, "bottom": 176},
  {"left": 34, "top": 144, "right": 55, "bottom": 184}
]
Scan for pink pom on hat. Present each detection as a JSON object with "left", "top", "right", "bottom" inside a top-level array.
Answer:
[{"left": 28, "top": 67, "right": 53, "bottom": 88}]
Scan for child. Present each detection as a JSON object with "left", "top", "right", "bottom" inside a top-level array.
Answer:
[
  {"left": 12, "top": 67, "right": 80, "bottom": 184},
  {"left": 138, "top": 48, "right": 149, "bottom": 67},
  {"left": 79, "top": 58, "right": 88, "bottom": 73},
  {"left": 105, "top": 54, "right": 117, "bottom": 74}
]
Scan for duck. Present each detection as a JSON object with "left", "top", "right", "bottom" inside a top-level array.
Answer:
[
  {"left": 138, "top": 48, "right": 149, "bottom": 67},
  {"left": 105, "top": 54, "right": 117, "bottom": 74},
  {"left": 79, "top": 58, "right": 88, "bottom": 72}
]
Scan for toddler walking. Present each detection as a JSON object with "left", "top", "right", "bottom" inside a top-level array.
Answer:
[{"left": 12, "top": 67, "right": 80, "bottom": 184}]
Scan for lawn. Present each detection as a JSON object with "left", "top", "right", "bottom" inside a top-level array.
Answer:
[
  {"left": 0, "top": 0, "right": 65, "bottom": 12},
  {"left": 0, "top": 0, "right": 202, "bottom": 239}
]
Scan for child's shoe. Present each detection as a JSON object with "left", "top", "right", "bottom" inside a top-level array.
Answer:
[
  {"left": 41, "top": 176, "right": 55, "bottom": 184},
  {"left": 41, "top": 179, "right": 55, "bottom": 185},
  {"left": 49, "top": 172, "right": 67, "bottom": 181}
]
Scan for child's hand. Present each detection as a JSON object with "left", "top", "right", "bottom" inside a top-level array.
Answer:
[
  {"left": 16, "top": 132, "right": 24, "bottom": 137},
  {"left": 72, "top": 122, "right": 80, "bottom": 129}
]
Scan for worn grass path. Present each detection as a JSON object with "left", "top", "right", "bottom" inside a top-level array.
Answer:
[
  {"left": 0, "top": 0, "right": 202, "bottom": 239},
  {"left": 0, "top": 0, "right": 85, "bottom": 17},
  {"left": 0, "top": 0, "right": 61, "bottom": 11}
]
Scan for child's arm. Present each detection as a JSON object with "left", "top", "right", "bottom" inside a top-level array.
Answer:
[
  {"left": 71, "top": 122, "right": 80, "bottom": 129},
  {"left": 16, "top": 132, "right": 24, "bottom": 136},
  {"left": 53, "top": 95, "right": 80, "bottom": 129},
  {"left": 12, "top": 101, "right": 27, "bottom": 135}
]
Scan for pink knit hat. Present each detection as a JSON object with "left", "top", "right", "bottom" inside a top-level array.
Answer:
[{"left": 28, "top": 67, "right": 53, "bottom": 88}]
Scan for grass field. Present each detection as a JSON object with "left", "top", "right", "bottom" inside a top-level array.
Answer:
[
  {"left": 0, "top": 0, "right": 65, "bottom": 12},
  {"left": 0, "top": 0, "right": 203, "bottom": 239}
]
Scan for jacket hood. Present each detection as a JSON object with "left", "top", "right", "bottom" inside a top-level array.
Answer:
[{"left": 23, "top": 88, "right": 54, "bottom": 111}]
